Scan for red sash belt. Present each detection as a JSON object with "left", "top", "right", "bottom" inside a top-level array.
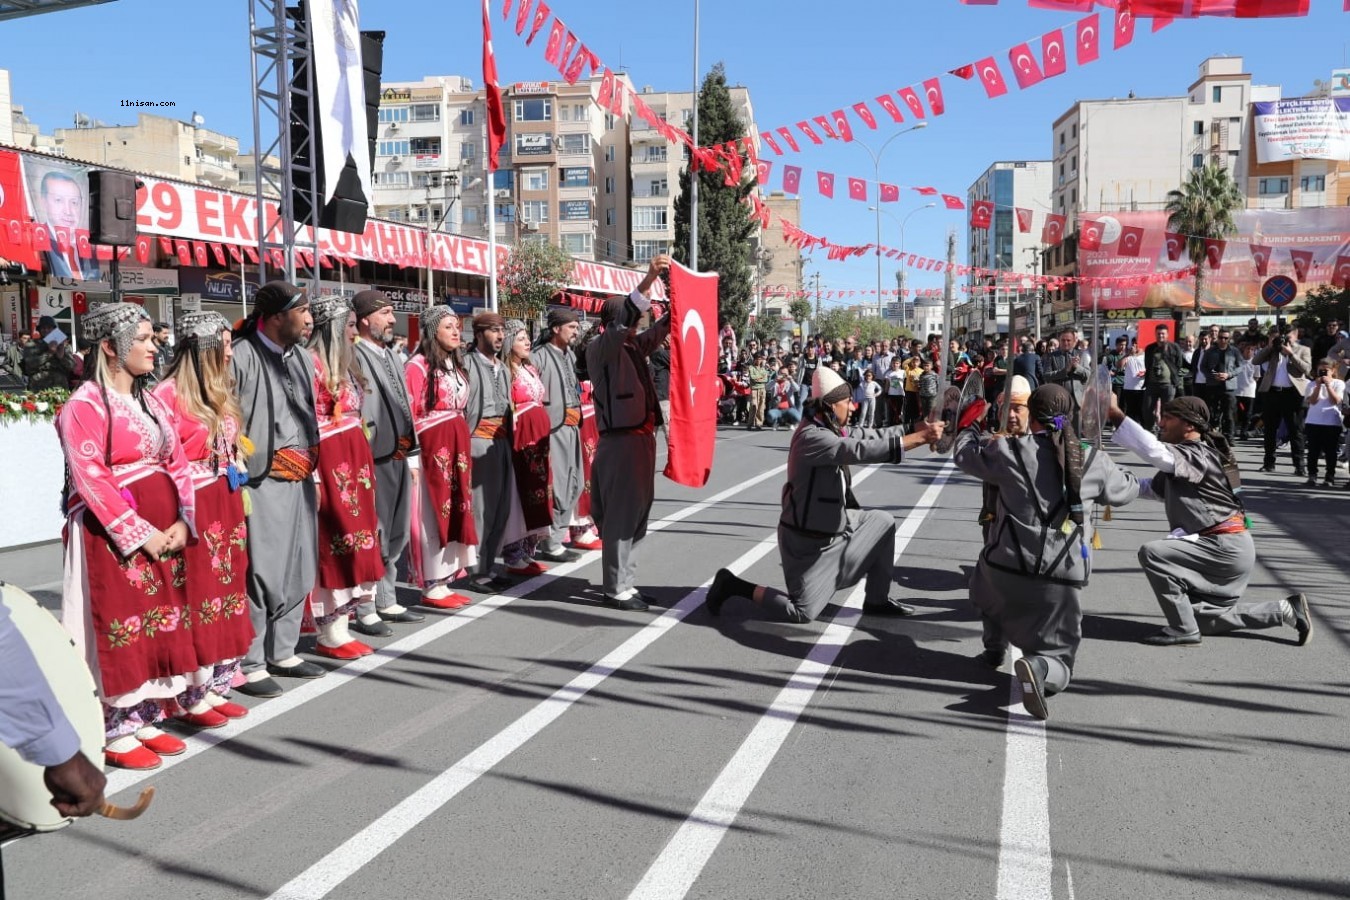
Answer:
[
  {"left": 269, "top": 446, "right": 319, "bottom": 481},
  {"left": 1199, "top": 514, "right": 1246, "bottom": 536},
  {"left": 392, "top": 435, "right": 414, "bottom": 461},
  {"left": 563, "top": 408, "right": 582, "bottom": 427},
  {"left": 473, "top": 417, "right": 507, "bottom": 440}
]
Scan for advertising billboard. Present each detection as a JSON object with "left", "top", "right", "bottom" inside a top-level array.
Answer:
[{"left": 1251, "top": 98, "right": 1350, "bottom": 163}]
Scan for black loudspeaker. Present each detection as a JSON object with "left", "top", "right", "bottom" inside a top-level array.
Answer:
[
  {"left": 89, "top": 170, "right": 138, "bottom": 246},
  {"left": 289, "top": 8, "right": 384, "bottom": 235}
]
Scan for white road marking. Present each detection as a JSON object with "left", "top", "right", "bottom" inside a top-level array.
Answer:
[
  {"left": 996, "top": 646, "right": 1053, "bottom": 900},
  {"left": 104, "top": 461, "right": 790, "bottom": 798},
  {"left": 264, "top": 466, "right": 883, "bottom": 900},
  {"left": 626, "top": 462, "right": 955, "bottom": 900}
]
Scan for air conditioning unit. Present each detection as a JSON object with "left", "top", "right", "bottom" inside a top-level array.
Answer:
[
  {"left": 389, "top": 122, "right": 399, "bottom": 131},
  {"left": 495, "top": 189, "right": 512, "bottom": 199},
  {"left": 389, "top": 156, "right": 402, "bottom": 166}
]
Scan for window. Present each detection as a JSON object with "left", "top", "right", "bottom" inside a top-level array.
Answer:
[
  {"left": 1229, "top": 116, "right": 1240, "bottom": 127},
  {"left": 558, "top": 104, "right": 571, "bottom": 122},
  {"left": 378, "top": 107, "right": 409, "bottom": 123},
  {"left": 1070, "top": 155, "right": 1078, "bottom": 174},
  {"left": 633, "top": 240, "right": 668, "bottom": 262},
  {"left": 604, "top": 145, "right": 615, "bottom": 162},
  {"left": 521, "top": 168, "right": 549, "bottom": 192},
  {"left": 492, "top": 169, "right": 514, "bottom": 191},
  {"left": 632, "top": 206, "right": 668, "bottom": 231},
  {"left": 521, "top": 233, "right": 548, "bottom": 247},
  {"left": 373, "top": 171, "right": 410, "bottom": 186},
  {"left": 462, "top": 206, "right": 481, "bottom": 224},
  {"left": 1258, "top": 177, "right": 1289, "bottom": 194},
  {"left": 559, "top": 200, "right": 590, "bottom": 220},
  {"left": 386, "top": 208, "right": 406, "bottom": 222},
  {"left": 1192, "top": 153, "right": 1204, "bottom": 169},
  {"left": 646, "top": 178, "right": 668, "bottom": 198},
  {"left": 429, "top": 206, "right": 442, "bottom": 223},
  {"left": 604, "top": 176, "right": 614, "bottom": 194},
  {"left": 560, "top": 133, "right": 591, "bottom": 154},
  {"left": 561, "top": 233, "right": 592, "bottom": 255},
  {"left": 605, "top": 207, "right": 615, "bottom": 226},
  {"left": 1058, "top": 132, "right": 1065, "bottom": 149},
  {"left": 410, "top": 104, "right": 440, "bottom": 122},
  {"left": 1301, "top": 175, "right": 1326, "bottom": 192},
  {"left": 1194, "top": 121, "right": 1205, "bottom": 135},
  {"left": 514, "top": 98, "right": 552, "bottom": 121},
  {"left": 410, "top": 137, "right": 441, "bottom": 156},
  {"left": 461, "top": 141, "right": 476, "bottom": 161},
  {"left": 1070, "top": 188, "right": 1077, "bottom": 205},
  {"left": 644, "top": 146, "right": 667, "bottom": 163},
  {"left": 605, "top": 113, "right": 616, "bottom": 129},
  {"left": 521, "top": 200, "right": 549, "bottom": 224},
  {"left": 378, "top": 140, "right": 410, "bottom": 157},
  {"left": 571, "top": 104, "right": 589, "bottom": 121},
  {"left": 562, "top": 167, "right": 590, "bottom": 187},
  {"left": 495, "top": 203, "right": 515, "bottom": 222},
  {"left": 460, "top": 109, "right": 475, "bottom": 126},
  {"left": 1212, "top": 86, "right": 1222, "bottom": 103}
]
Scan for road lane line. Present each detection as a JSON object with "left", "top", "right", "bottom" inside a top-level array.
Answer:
[
  {"left": 626, "top": 462, "right": 955, "bottom": 900},
  {"left": 105, "top": 461, "right": 789, "bottom": 798},
  {"left": 995, "top": 645, "right": 1052, "bottom": 900},
  {"left": 264, "top": 466, "right": 884, "bottom": 900}
]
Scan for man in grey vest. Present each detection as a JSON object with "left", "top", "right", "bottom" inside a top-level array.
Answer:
[
  {"left": 231, "top": 281, "right": 324, "bottom": 697},
  {"left": 350, "top": 289, "right": 425, "bottom": 637},
  {"left": 463, "top": 312, "right": 513, "bottom": 592},
  {"left": 584, "top": 254, "right": 671, "bottom": 610},
  {"left": 534, "top": 307, "right": 585, "bottom": 563}
]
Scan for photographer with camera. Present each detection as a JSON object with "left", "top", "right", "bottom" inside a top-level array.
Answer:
[
  {"left": 1302, "top": 359, "right": 1344, "bottom": 488},
  {"left": 1253, "top": 324, "right": 1310, "bottom": 476}
]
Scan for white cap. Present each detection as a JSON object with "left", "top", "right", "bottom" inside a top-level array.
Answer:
[
  {"left": 812, "top": 365, "right": 850, "bottom": 403},
  {"left": 1009, "top": 375, "right": 1031, "bottom": 404}
]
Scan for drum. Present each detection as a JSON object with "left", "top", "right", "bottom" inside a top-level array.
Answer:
[{"left": 0, "top": 582, "right": 104, "bottom": 834}]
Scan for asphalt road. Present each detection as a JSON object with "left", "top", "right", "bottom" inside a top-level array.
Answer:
[{"left": 2, "top": 425, "right": 1346, "bottom": 900}]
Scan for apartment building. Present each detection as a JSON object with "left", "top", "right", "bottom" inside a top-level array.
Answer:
[
  {"left": 964, "top": 160, "right": 1052, "bottom": 338},
  {"left": 759, "top": 192, "right": 804, "bottom": 319},
  {"left": 55, "top": 112, "right": 240, "bottom": 188}
]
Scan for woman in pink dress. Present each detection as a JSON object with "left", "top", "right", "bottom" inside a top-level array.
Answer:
[
  {"left": 405, "top": 306, "right": 477, "bottom": 608},
  {"left": 306, "top": 296, "right": 386, "bottom": 660},
  {"left": 500, "top": 319, "right": 554, "bottom": 575},
  {"left": 57, "top": 302, "right": 199, "bottom": 770},
  {"left": 151, "top": 312, "right": 254, "bottom": 731}
]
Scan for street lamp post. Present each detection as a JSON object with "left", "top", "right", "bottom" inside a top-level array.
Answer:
[
  {"left": 869, "top": 202, "right": 936, "bottom": 329},
  {"left": 424, "top": 171, "right": 460, "bottom": 306},
  {"left": 853, "top": 122, "right": 928, "bottom": 322}
]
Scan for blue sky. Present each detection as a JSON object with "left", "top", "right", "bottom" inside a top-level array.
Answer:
[{"left": 2, "top": 0, "right": 1347, "bottom": 302}]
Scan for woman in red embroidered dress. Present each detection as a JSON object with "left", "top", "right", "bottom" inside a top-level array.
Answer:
[
  {"left": 306, "top": 296, "right": 385, "bottom": 660},
  {"left": 57, "top": 303, "right": 199, "bottom": 770},
  {"left": 152, "top": 312, "right": 254, "bottom": 730},
  {"left": 405, "top": 306, "right": 477, "bottom": 608},
  {"left": 500, "top": 319, "right": 554, "bottom": 576}
]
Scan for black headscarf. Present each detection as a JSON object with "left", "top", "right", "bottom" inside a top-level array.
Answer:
[
  {"left": 1163, "top": 396, "right": 1241, "bottom": 489},
  {"left": 1029, "top": 384, "right": 1086, "bottom": 526}
]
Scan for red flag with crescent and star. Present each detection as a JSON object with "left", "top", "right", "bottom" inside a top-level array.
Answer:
[
  {"left": 1077, "top": 13, "right": 1101, "bottom": 64},
  {"left": 1042, "top": 28, "right": 1068, "bottom": 77},
  {"left": 665, "top": 261, "right": 720, "bottom": 488},
  {"left": 1250, "top": 243, "right": 1270, "bottom": 276},
  {"left": 975, "top": 57, "right": 1009, "bottom": 98}
]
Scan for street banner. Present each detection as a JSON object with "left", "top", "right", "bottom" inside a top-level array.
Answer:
[
  {"left": 664, "top": 261, "right": 719, "bottom": 488},
  {"left": 1251, "top": 98, "right": 1350, "bottom": 163},
  {"left": 308, "top": 0, "right": 373, "bottom": 207}
]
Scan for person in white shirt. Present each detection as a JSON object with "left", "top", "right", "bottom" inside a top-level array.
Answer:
[
  {"left": 854, "top": 369, "right": 882, "bottom": 427},
  {"left": 1302, "top": 358, "right": 1344, "bottom": 487},
  {"left": 1121, "top": 343, "right": 1147, "bottom": 423},
  {"left": 1233, "top": 342, "right": 1259, "bottom": 440}
]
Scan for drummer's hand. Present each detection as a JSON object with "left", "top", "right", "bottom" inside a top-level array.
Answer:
[{"left": 45, "top": 750, "right": 107, "bottom": 818}]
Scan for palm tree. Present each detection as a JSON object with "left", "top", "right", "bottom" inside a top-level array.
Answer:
[{"left": 1165, "top": 161, "right": 1244, "bottom": 316}]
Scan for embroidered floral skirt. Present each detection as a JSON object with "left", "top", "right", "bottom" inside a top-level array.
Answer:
[
  {"left": 186, "top": 475, "right": 255, "bottom": 667},
  {"left": 315, "top": 422, "right": 386, "bottom": 591}
]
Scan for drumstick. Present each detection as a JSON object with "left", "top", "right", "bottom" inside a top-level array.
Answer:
[{"left": 97, "top": 787, "right": 155, "bottom": 821}]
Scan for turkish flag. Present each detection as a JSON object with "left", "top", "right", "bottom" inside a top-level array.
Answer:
[
  {"left": 812, "top": 115, "right": 837, "bottom": 140},
  {"left": 923, "top": 78, "right": 946, "bottom": 115},
  {"left": 192, "top": 241, "right": 209, "bottom": 267},
  {"left": 756, "top": 159, "right": 773, "bottom": 185},
  {"left": 542, "top": 19, "right": 567, "bottom": 66},
  {"left": 1008, "top": 42, "right": 1045, "bottom": 89},
  {"left": 135, "top": 235, "right": 151, "bottom": 264},
  {"left": 817, "top": 171, "right": 835, "bottom": 198},
  {"left": 76, "top": 231, "right": 93, "bottom": 259},
  {"left": 776, "top": 127, "right": 801, "bottom": 152},
  {"left": 244, "top": 246, "right": 259, "bottom": 264},
  {"left": 1028, "top": 0, "right": 1095, "bottom": 9},
  {"left": 483, "top": 0, "right": 509, "bottom": 170},
  {"left": 1250, "top": 243, "right": 1270, "bottom": 276},
  {"left": 852, "top": 102, "right": 878, "bottom": 129},
  {"left": 31, "top": 224, "right": 51, "bottom": 251},
  {"left": 228, "top": 244, "right": 243, "bottom": 263},
  {"left": 914, "top": 186, "right": 938, "bottom": 196},
  {"left": 1332, "top": 254, "right": 1350, "bottom": 288},
  {"left": 847, "top": 178, "right": 868, "bottom": 201},
  {"left": 209, "top": 242, "right": 225, "bottom": 265},
  {"left": 524, "top": 0, "right": 549, "bottom": 44},
  {"left": 1118, "top": 225, "right": 1145, "bottom": 256},
  {"left": 1077, "top": 13, "right": 1101, "bottom": 64},
  {"left": 898, "top": 87, "right": 926, "bottom": 119},
  {"left": 54, "top": 227, "right": 71, "bottom": 253},
  {"left": 514, "top": 0, "right": 531, "bottom": 34},
  {"left": 831, "top": 110, "right": 854, "bottom": 142},
  {"left": 1235, "top": 0, "right": 1309, "bottom": 15},
  {"left": 782, "top": 165, "right": 802, "bottom": 194},
  {"left": 949, "top": 64, "right": 976, "bottom": 80},
  {"left": 975, "top": 57, "right": 1009, "bottom": 98},
  {"left": 796, "top": 121, "right": 824, "bottom": 145},
  {"left": 942, "top": 194, "right": 965, "bottom": 210},
  {"left": 159, "top": 236, "right": 173, "bottom": 255},
  {"left": 1042, "top": 214, "right": 1066, "bottom": 245},
  {"left": 875, "top": 94, "right": 905, "bottom": 122},
  {"left": 1290, "top": 249, "right": 1313, "bottom": 281},
  {"left": 1164, "top": 232, "right": 1184, "bottom": 261},
  {"left": 1080, "top": 220, "right": 1103, "bottom": 248},
  {"left": 761, "top": 131, "right": 783, "bottom": 155},
  {"left": 173, "top": 240, "right": 190, "bottom": 266},
  {"left": 563, "top": 44, "right": 598, "bottom": 84},
  {"left": 1204, "top": 238, "right": 1226, "bottom": 269},
  {"left": 1015, "top": 207, "right": 1033, "bottom": 233},
  {"left": 664, "top": 261, "right": 720, "bottom": 488},
  {"left": 1114, "top": 1, "right": 1136, "bottom": 49},
  {"left": 1153, "top": 15, "right": 1174, "bottom": 30},
  {"left": 880, "top": 183, "right": 900, "bottom": 203},
  {"left": 1042, "top": 28, "right": 1068, "bottom": 77},
  {"left": 971, "top": 200, "right": 994, "bottom": 229}
]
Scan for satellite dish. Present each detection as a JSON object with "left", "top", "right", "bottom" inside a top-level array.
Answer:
[
  {"left": 73, "top": 112, "right": 91, "bottom": 128},
  {"left": 192, "top": 113, "right": 205, "bottom": 126}
]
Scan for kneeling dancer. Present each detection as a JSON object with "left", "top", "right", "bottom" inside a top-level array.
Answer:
[{"left": 706, "top": 365, "right": 942, "bottom": 623}]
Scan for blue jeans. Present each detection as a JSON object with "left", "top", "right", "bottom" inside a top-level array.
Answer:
[{"left": 766, "top": 406, "right": 802, "bottom": 428}]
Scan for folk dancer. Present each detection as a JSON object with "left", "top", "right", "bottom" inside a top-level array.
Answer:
[
  {"left": 305, "top": 296, "right": 386, "bottom": 660},
  {"left": 1107, "top": 395, "right": 1312, "bottom": 648},
  {"left": 404, "top": 306, "right": 478, "bottom": 609},
  {"left": 56, "top": 302, "right": 200, "bottom": 769},
  {"left": 231, "top": 281, "right": 324, "bottom": 698},
  {"left": 350, "top": 289, "right": 424, "bottom": 636},
  {"left": 955, "top": 384, "right": 1139, "bottom": 721},
  {"left": 532, "top": 307, "right": 586, "bottom": 563},
  {"left": 463, "top": 312, "right": 514, "bottom": 593},
  {"left": 706, "top": 365, "right": 944, "bottom": 624},
  {"left": 584, "top": 254, "right": 671, "bottom": 610},
  {"left": 499, "top": 319, "right": 555, "bottom": 575},
  {"left": 151, "top": 312, "right": 255, "bottom": 730}
]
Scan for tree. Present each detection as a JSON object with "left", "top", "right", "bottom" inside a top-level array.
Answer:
[
  {"left": 787, "top": 298, "right": 813, "bottom": 330},
  {"left": 1293, "top": 283, "right": 1350, "bottom": 335},
  {"left": 496, "top": 239, "right": 574, "bottom": 321},
  {"left": 749, "top": 311, "right": 783, "bottom": 347},
  {"left": 1164, "top": 161, "right": 1243, "bottom": 319},
  {"left": 673, "top": 62, "right": 755, "bottom": 334},
  {"left": 813, "top": 308, "right": 861, "bottom": 344}
]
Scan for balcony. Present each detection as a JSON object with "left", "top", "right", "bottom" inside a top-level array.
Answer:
[{"left": 633, "top": 185, "right": 669, "bottom": 199}]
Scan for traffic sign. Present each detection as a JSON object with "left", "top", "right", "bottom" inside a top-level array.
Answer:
[{"left": 1261, "top": 275, "right": 1298, "bottom": 309}]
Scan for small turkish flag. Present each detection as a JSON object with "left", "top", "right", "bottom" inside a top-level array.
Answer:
[
  {"left": 209, "top": 243, "right": 225, "bottom": 265},
  {"left": 796, "top": 121, "right": 823, "bottom": 145},
  {"left": 880, "top": 183, "right": 900, "bottom": 203},
  {"left": 776, "top": 127, "right": 800, "bottom": 153},
  {"left": 54, "top": 227, "right": 71, "bottom": 252},
  {"left": 875, "top": 94, "right": 905, "bottom": 123},
  {"left": 1008, "top": 42, "right": 1045, "bottom": 89},
  {"left": 72, "top": 291, "right": 88, "bottom": 315},
  {"left": 898, "top": 87, "right": 926, "bottom": 119},
  {"left": 1333, "top": 254, "right": 1350, "bottom": 289},
  {"left": 1042, "top": 214, "right": 1066, "bottom": 245},
  {"left": 1079, "top": 220, "right": 1104, "bottom": 251},
  {"left": 760, "top": 131, "right": 783, "bottom": 155},
  {"left": 942, "top": 194, "right": 965, "bottom": 210},
  {"left": 831, "top": 110, "right": 854, "bottom": 142},
  {"left": 1249, "top": 244, "right": 1270, "bottom": 276},
  {"left": 1153, "top": 15, "right": 1174, "bottom": 31},
  {"left": 524, "top": 0, "right": 549, "bottom": 44},
  {"left": 1015, "top": 207, "right": 1033, "bottom": 233},
  {"left": 1290, "top": 249, "right": 1313, "bottom": 281},
  {"left": 542, "top": 19, "right": 567, "bottom": 66},
  {"left": 244, "top": 246, "right": 259, "bottom": 264},
  {"left": 1042, "top": 28, "right": 1068, "bottom": 77},
  {"left": 1164, "top": 232, "right": 1184, "bottom": 261},
  {"left": 756, "top": 159, "right": 772, "bottom": 185},
  {"left": 949, "top": 64, "right": 976, "bottom": 80},
  {"left": 135, "top": 235, "right": 151, "bottom": 264},
  {"left": 847, "top": 178, "right": 868, "bottom": 201},
  {"left": 159, "top": 236, "right": 173, "bottom": 255},
  {"left": 852, "top": 102, "right": 878, "bottom": 129},
  {"left": 975, "top": 57, "right": 1009, "bottom": 98},
  {"left": 76, "top": 231, "right": 93, "bottom": 259},
  {"left": 817, "top": 171, "right": 835, "bottom": 198},
  {"left": 31, "top": 224, "right": 51, "bottom": 251},
  {"left": 1077, "top": 13, "right": 1101, "bottom": 64},
  {"left": 228, "top": 244, "right": 243, "bottom": 263},
  {"left": 923, "top": 78, "right": 946, "bottom": 115},
  {"left": 971, "top": 200, "right": 994, "bottom": 229},
  {"left": 1204, "top": 239, "right": 1226, "bottom": 269},
  {"left": 914, "top": 186, "right": 938, "bottom": 196},
  {"left": 782, "top": 165, "right": 802, "bottom": 194},
  {"left": 812, "top": 115, "right": 837, "bottom": 140},
  {"left": 1114, "top": 1, "right": 1136, "bottom": 49},
  {"left": 1118, "top": 225, "right": 1144, "bottom": 256},
  {"left": 192, "top": 241, "right": 208, "bottom": 267},
  {"left": 175, "top": 240, "right": 192, "bottom": 265}
]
